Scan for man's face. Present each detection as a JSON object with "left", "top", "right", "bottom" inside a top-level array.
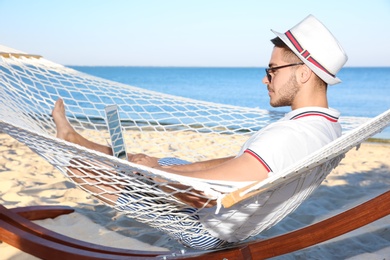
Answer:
[{"left": 263, "top": 47, "right": 300, "bottom": 108}]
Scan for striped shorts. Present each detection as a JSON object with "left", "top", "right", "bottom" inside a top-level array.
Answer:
[{"left": 117, "top": 157, "right": 230, "bottom": 250}]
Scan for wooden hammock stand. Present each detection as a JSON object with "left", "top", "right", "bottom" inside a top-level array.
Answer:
[{"left": 1, "top": 189, "right": 389, "bottom": 259}]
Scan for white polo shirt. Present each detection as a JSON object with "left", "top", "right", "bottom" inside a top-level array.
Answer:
[
  {"left": 200, "top": 106, "right": 342, "bottom": 242},
  {"left": 237, "top": 106, "right": 341, "bottom": 176}
]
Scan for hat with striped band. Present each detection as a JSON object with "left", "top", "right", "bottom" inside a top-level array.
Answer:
[{"left": 271, "top": 15, "right": 348, "bottom": 85}]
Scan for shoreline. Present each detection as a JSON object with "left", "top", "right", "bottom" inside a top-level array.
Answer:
[{"left": 366, "top": 137, "right": 390, "bottom": 144}]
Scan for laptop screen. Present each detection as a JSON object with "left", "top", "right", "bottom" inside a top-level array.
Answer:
[{"left": 105, "top": 105, "right": 128, "bottom": 160}]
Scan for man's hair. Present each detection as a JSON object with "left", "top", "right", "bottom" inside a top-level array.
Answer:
[
  {"left": 270, "top": 37, "right": 301, "bottom": 63},
  {"left": 271, "top": 37, "right": 327, "bottom": 88}
]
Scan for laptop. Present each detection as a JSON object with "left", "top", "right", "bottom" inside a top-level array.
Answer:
[{"left": 105, "top": 104, "right": 128, "bottom": 160}]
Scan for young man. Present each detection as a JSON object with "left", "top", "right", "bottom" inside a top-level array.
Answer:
[{"left": 53, "top": 14, "right": 348, "bottom": 249}]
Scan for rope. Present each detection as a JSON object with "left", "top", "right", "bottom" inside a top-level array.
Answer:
[{"left": 1, "top": 45, "right": 389, "bottom": 249}]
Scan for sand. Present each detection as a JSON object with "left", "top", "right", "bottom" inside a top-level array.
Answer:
[{"left": 0, "top": 132, "right": 389, "bottom": 259}]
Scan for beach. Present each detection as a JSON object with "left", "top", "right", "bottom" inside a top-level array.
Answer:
[{"left": 0, "top": 132, "right": 390, "bottom": 259}]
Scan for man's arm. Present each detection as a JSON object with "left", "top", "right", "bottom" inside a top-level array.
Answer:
[
  {"left": 165, "top": 156, "right": 234, "bottom": 172},
  {"left": 130, "top": 154, "right": 234, "bottom": 171},
  {"left": 156, "top": 153, "right": 269, "bottom": 182}
]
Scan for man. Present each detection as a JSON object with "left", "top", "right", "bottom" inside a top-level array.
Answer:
[{"left": 52, "top": 14, "right": 348, "bottom": 249}]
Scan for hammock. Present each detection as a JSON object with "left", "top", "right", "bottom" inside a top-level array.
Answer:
[{"left": 1, "top": 45, "right": 390, "bottom": 250}]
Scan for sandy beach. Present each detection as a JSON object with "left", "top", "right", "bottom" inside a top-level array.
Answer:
[{"left": 0, "top": 131, "right": 389, "bottom": 259}]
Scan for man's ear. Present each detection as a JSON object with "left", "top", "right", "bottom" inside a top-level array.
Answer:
[{"left": 298, "top": 64, "right": 312, "bottom": 84}]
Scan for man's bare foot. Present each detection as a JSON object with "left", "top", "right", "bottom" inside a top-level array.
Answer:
[
  {"left": 52, "top": 98, "right": 79, "bottom": 142},
  {"left": 52, "top": 98, "right": 113, "bottom": 155}
]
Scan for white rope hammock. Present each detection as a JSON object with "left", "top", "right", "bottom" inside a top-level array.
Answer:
[{"left": 1, "top": 45, "right": 389, "bottom": 250}]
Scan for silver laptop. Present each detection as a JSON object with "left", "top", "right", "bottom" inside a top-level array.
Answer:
[{"left": 105, "top": 105, "right": 128, "bottom": 160}]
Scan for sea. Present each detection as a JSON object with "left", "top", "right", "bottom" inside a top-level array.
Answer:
[{"left": 71, "top": 66, "right": 390, "bottom": 139}]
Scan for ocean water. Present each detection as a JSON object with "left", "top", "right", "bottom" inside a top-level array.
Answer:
[{"left": 71, "top": 66, "right": 390, "bottom": 139}]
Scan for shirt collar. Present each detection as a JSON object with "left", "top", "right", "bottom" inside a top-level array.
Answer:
[{"left": 284, "top": 107, "right": 340, "bottom": 122}]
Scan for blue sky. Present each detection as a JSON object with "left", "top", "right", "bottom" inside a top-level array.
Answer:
[{"left": 1, "top": 0, "right": 389, "bottom": 67}]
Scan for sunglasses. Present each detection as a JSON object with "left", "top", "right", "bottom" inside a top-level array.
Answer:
[{"left": 265, "top": 62, "right": 304, "bottom": 82}]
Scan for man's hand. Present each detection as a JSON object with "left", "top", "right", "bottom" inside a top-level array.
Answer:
[{"left": 128, "top": 153, "right": 160, "bottom": 167}]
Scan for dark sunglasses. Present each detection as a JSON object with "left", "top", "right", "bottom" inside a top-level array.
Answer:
[{"left": 265, "top": 62, "right": 304, "bottom": 82}]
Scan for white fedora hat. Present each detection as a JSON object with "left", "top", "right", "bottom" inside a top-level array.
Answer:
[{"left": 272, "top": 15, "right": 348, "bottom": 85}]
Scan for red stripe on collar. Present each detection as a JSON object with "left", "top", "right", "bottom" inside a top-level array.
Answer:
[{"left": 291, "top": 111, "right": 339, "bottom": 122}]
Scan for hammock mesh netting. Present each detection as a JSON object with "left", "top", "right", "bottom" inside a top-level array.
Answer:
[{"left": 1, "top": 45, "right": 389, "bottom": 249}]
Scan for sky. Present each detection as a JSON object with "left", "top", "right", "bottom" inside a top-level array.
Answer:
[{"left": 1, "top": 0, "right": 389, "bottom": 67}]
